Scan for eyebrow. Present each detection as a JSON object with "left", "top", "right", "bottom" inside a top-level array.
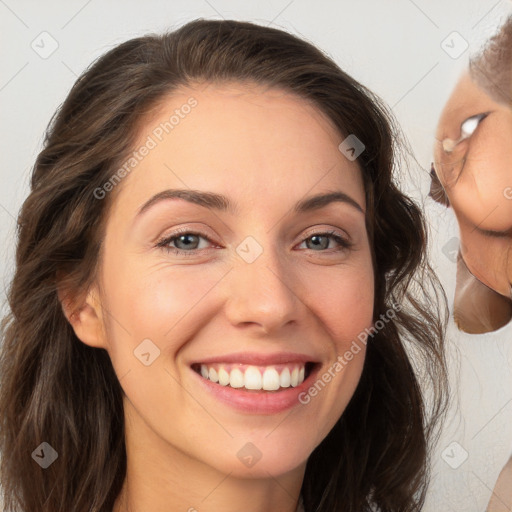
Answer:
[{"left": 135, "top": 188, "right": 365, "bottom": 219}]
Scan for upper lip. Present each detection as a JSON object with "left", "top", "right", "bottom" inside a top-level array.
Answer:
[{"left": 190, "top": 351, "right": 320, "bottom": 366}]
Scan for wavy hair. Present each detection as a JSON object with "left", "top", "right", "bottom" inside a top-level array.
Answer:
[{"left": 0, "top": 18, "right": 448, "bottom": 512}]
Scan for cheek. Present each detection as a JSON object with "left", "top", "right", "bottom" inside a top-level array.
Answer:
[
  {"left": 449, "top": 140, "right": 512, "bottom": 232},
  {"left": 305, "top": 254, "right": 375, "bottom": 343},
  {"left": 312, "top": 277, "right": 373, "bottom": 345},
  {"left": 296, "top": 263, "right": 373, "bottom": 440},
  {"left": 104, "top": 253, "right": 230, "bottom": 341},
  {"left": 317, "top": 253, "right": 374, "bottom": 347},
  {"left": 128, "top": 271, "right": 217, "bottom": 337}
]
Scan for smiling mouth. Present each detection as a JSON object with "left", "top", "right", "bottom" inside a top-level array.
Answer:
[{"left": 191, "top": 361, "right": 317, "bottom": 392}]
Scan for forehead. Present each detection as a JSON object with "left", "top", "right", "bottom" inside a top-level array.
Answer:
[
  {"left": 108, "top": 82, "right": 365, "bottom": 219},
  {"left": 139, "top": 81, "right": 344, "bottom": 150}
]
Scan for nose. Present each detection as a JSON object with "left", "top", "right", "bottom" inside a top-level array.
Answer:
[{"left": 223, "top": 243, "right": 302, "bottom": 334}]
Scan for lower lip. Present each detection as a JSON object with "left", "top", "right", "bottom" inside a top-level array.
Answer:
[{"left": 190, "top": 364, "right": 321, "bottom": 414}]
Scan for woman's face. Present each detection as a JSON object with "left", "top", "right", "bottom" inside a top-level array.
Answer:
[
  {"left": 85, "top": 82, "right": 374, "bottom": 479},
  {"left": 433, "top": 71, "right": 512, "bottom": 297}
]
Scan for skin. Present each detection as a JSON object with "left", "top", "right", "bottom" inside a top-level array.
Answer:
[
  {"left": 60, "top": 82, "right": 375, "bottom": 512},
  {"left": 433, "top": 71, "right": 512, "bottom": 300},
  {"left": 487, "top": 455, "right": 512, "bottom": 511},
  {"left": 453, "top": 252, "right": 512, "bottom": 334},
  {"left": 486, "top": 457, "right": 512, "bottom": 512}
]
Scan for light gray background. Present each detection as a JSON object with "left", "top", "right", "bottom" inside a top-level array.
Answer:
[{"left": 1, "top": 1, "right": 512, "bottom": 510}]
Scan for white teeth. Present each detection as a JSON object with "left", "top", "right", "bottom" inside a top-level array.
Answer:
[
  {"left": 279, "top": 367, "right": 291, "bottom": 388},
  {"left": 198, "top": 363, "right": 307, "bottom": 390},
  {"left": 208, "top": 367, "right": 218, "bottom": 383},
  {"left": 262, "top": 367, "right": 280, "bottom": 391},
  {"left": 290, "top": 367, "right": 299, "bottom": 387},
  {"left": 244, "top": 366, "right": 262, "bottom": 390},
  {"left": 218, "top": 367, "right": 230, "bottom": 386},
  {"left": 229, "top": 368, "right": 244, "bottom": 388}
]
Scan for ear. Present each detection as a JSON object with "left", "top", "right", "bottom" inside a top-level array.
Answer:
[{"left": 57, "top": 275, "right": 107, "bottom": 349}]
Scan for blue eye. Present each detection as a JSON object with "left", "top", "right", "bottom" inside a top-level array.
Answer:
[
  {"left": 298, "top": 230, "right": 353, "bottom": 252},
  {"left": 156, "top": 230, "right": 213, "bottom": 257},
  {"left": 155, "top": 229, "right": 353, "bottom": 257}
]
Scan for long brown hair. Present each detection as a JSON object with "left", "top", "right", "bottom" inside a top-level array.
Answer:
[{"left": 0, "top": 18, "right": 448, "bottom": 512}]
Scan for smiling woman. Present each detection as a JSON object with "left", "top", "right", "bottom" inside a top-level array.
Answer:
[{"left": 0, "top": 18, "right": 448, "bottom": 512}]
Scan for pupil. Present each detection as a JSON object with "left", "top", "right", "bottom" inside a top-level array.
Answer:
[
  {"left": 309, "top": 235, "right": 327, "bottom": 250},
  {"left": 177, "top": 234, "right": 198, "bottom": 249}
]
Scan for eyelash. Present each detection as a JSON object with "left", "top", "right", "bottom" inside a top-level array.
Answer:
[{"left": 155, "top": 227, "right": 354, "bottom": 257}]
